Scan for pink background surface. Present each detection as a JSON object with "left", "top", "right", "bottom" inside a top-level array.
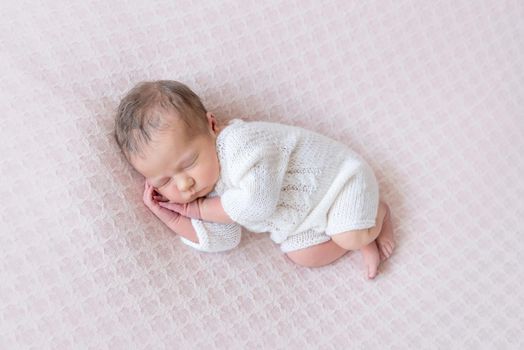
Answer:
[{"left": 1, "top": 0, "right": 523, "bottom": 348}]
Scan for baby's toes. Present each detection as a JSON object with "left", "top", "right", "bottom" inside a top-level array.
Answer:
[
  {"left": 368, "top": 263, "right": 378, "bottom": 279},
  {"left": 379, "top": 242, "right": 391, "bottom": 259},
  {"left": 382, "top": 243, "right": 390, "bottom": 257},
  {"left": 379, "top": 249, "right": 386, "bottom": 262},
  {"left": 377, "top": 241, "right": 385, "bottom": 255},
  {"left": 387, "top": 241, "right": 396, "bottom": 256}
]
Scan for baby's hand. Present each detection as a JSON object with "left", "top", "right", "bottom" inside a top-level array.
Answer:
[
  {"left": 158, "top": 198, "right": 204, "bottom": 220},
  {"left": 142, "top": 181, "right": 183, "bottom": 225}
]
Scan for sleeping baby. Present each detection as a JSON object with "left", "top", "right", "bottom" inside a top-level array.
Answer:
[{"left": 114, "top": 80, "right": 395, "bottom": 279}]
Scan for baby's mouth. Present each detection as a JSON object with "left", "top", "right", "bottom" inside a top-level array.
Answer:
[
  {"left": 183, "top": 190, "right": 200, "bottom": 202},
  {"left": 166, "top": 188, "right": 206, "bottom": 204}
]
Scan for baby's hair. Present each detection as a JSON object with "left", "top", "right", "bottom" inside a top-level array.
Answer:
[{"left": 114, "top": 80, "right": 209, "bottom": 159}]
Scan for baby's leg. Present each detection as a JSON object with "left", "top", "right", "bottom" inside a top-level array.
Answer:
[
  {"left": 376, "top": 204, "right": 395, "bottom": 260},
  {"left": 286, "top": 240, "right": 348, "bottom": 268},
  {"left": 330, "top": 202, "right": 391, "bottom": 279},
  {"left": 360, "top": 241, "right": 381, "bottom": 279},
  {"left": 331, "top": 202, "right": 388, "bottom": 250}
]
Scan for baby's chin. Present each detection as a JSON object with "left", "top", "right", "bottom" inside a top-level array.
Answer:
[
  {"left": 168, "top": 196, "right": 195, "bottom": 204},
  {"left": 198, "top": 185, "right": 215, "bottom": 198}
]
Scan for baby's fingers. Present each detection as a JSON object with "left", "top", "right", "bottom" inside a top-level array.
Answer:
[
  {"left": 153, "top": 195, "right": 169, "bottom": 202},
  {"left": 143, "top": 182, "right": 156, "bottom": 203},
  {"left": 158, "top": 202, "right": 183, "bottom": 212}
]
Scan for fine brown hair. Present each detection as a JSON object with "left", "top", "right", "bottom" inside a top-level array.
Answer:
[{"left": 114, "top": 80, "right": 209, "bottom": 159}]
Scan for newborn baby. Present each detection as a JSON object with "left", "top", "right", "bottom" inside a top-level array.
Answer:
[{"left": 114, "top": 80, "right": 395, "bottom": 279}]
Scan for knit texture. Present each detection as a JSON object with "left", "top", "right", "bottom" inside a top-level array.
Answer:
[
  {"left": 182, "top": 119, "right": 379, "bottom": 253},
  {"left": 3, "top": 1, "right": 523, "bottom": 348},
  {"left": 182, "top": 219, "right": 242, "bottom": 252}
]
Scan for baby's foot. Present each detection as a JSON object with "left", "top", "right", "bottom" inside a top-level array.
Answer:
[
  {"left": 360, "top": 240, "right": 380, "bottom": 279},
  {"left": 376, "top": 204, "right": 395, "bottom": 261}
]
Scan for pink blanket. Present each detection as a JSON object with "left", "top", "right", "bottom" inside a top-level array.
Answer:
[{"left": 1, "top": 0, "right": 523, "bottom": 348}]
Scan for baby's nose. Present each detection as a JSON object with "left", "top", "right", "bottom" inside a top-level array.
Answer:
[{"left": 176, "top": 177, "right": 195, "bottom": 192}]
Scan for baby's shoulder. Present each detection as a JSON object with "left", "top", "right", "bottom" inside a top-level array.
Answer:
[
  {"left": 217, "top": 119, "right": 287, "bottom": 161},
  {"left": 219, "top": 118, "right": 274, "bottom": 141}
]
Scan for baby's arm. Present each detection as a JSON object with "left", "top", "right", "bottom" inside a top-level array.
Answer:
[
  {"left": 144, "top": 182, "right": 241, "bottom": 252},
  {"left": 159, "top": 196, "right": 234, "bottom": 224},
  {"left": 200, "top": 197, "right": 234, "bottom": 223}
]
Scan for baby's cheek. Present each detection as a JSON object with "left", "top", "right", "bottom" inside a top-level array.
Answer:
[{"left": 160, "top": 185, "right": 184, "bottom": 202}]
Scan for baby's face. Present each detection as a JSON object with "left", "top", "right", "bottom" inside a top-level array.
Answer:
[{"left": 130, "top": 114, "right": 220, "bottom": 204}]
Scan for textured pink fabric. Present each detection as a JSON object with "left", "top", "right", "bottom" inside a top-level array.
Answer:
[{"left": 1, "top": 0, "right": 523, "bottom": 348}]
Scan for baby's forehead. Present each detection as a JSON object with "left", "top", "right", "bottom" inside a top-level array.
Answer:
[
  {"left": 129, "top": 130, "right": 192, "bottom": 174},
  {"left": 136, "top": 107, "right": 208, "bottom": 151},
  {"left": 155, "top": 109, "right": 201, "bottom": 136},
  {"left": 147, "top": 125, "right": 191, "bottom": 150}
]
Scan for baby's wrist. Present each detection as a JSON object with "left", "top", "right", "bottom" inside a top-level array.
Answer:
[
  {"left": 198, "top": 197, "right": 209, "bottom": 219},
  {"left": 165, "top": 214, "right": 199, "bottom": 243},
  {"left": 198, "top": 196, "right": 234, "bottom": 224}
]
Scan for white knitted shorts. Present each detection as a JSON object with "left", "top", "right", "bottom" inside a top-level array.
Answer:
[
  {"left": 280, "top": 162, "right": 379, "bottom": 253},
  {"left": 325, "top": 161, "right": 380, "bottom": 236}
]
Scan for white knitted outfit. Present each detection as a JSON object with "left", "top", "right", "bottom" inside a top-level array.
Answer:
[{"left": 180, "top": 119, "right": 379, "bottom": 253}]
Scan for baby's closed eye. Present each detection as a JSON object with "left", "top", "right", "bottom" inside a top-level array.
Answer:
[
  {"left": 157, "top": 179, "right": 171, "bottom": 188},
  {"left": 184, "top": 156, "right": 198, "bottom": 169}
]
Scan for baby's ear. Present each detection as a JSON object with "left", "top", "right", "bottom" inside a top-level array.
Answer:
[{"left": 206, "top": 112, "right": 218, "bottom": 132}]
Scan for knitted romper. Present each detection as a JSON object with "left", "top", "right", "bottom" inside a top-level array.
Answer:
[{"left": 180, "top": 119, "right": 379, "bottom": 253}]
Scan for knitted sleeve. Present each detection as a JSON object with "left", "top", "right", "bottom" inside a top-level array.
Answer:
[
  {"left": 220, "top": 131, "right": 289, "bottom": 226},
  {"left": 179, "top": 219, "right": 242, "bottom": 253}
]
